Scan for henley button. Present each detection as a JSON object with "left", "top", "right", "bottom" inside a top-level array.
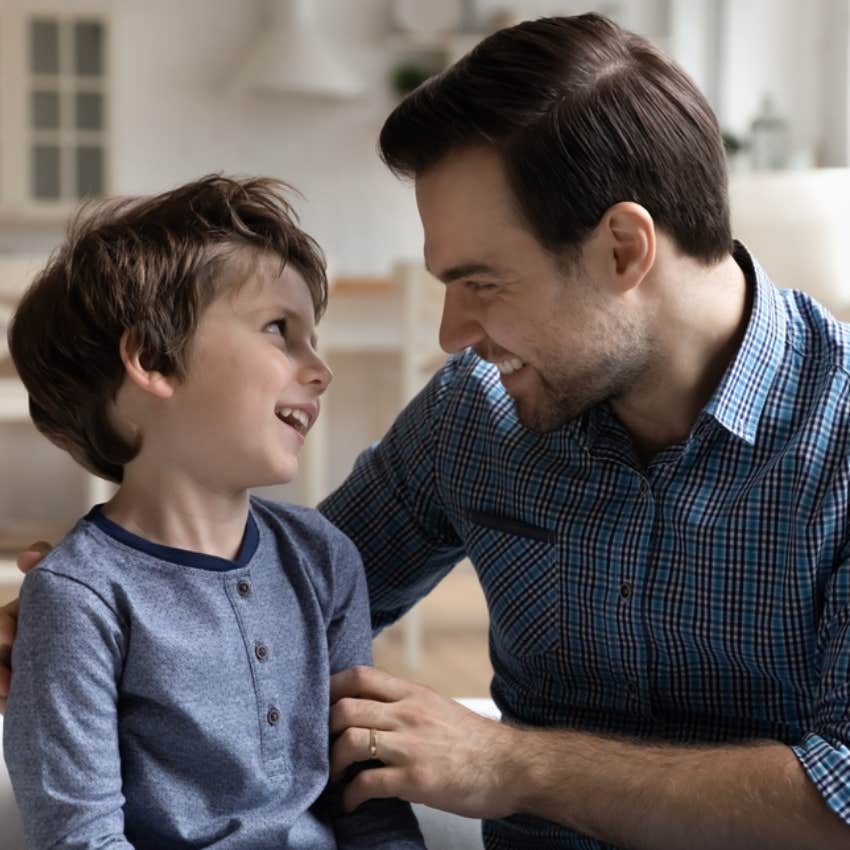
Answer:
[
  {"left": 639, "top": 480, "right": 649, "bottom": 495},
  {"left": 237, "top": 580, "right": 251, "bottom": 597},
  {"left": 255, "top": 643, "right": 269, "bottom": 661},
  {"left": 267, "top": 707, "right": 280, "bottom": 726},
  {"left": 620, "top": 582, "right": 633, "bottom": 599}
]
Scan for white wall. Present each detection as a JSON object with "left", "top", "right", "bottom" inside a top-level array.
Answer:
[
  {"left": 109, "top": 0, "right": 422, "bottom": 277},
  {"left": 718, "top": 0, "right": 828, "bottom": 166}
]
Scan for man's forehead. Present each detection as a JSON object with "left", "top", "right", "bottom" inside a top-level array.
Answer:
[{"left": 415, "top": 148, "right": 514, "bottom": 210}]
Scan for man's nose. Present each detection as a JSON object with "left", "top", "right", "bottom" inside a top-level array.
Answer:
[{"left": 438, "top": 284, "right": 484, "bottom": 354}]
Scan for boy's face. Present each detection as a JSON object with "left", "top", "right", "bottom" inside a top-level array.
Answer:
[{"left": 158, "top": 253, "right": 331, "bottom": 491}]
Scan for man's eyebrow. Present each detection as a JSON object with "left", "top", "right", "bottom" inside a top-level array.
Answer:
[{"left": 431, "top": 262, "right": 502, "bottom": 283}]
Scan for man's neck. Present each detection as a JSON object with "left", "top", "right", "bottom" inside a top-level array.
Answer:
[{"left": 611, "top": 249, "right": 751, "bottom": 464}]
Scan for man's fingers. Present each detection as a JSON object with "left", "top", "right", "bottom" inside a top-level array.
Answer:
[
  {"left": 329, "top": 665, "right": 411, "bottom": 704},
  {"left": 330, "top": 726, "right": 400, "bottom": 780},
  {"left": 342, "top": 765, "right": 414, "bottom": 813},
  {"left": 17, "top": 540, "right": 52, "bottom": 573},
  {"left": 0, "top": 603, "right": 17, "bottom": 649},
  {"left": 329, "top": 695, "right": 395, "bottom": 737},
  {"left": 0, "top": 657, "right": 10, "bottom": 705}
]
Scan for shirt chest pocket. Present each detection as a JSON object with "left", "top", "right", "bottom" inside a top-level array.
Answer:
[{"left": 463, "top": 510, "right": 560, "bottom": 659}]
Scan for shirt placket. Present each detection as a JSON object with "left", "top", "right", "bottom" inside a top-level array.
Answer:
[{"left": 227, "top": 570, "right": 287, "bottom": 771}]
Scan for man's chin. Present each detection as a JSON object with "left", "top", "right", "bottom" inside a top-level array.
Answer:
[{"left": 514, "top": 398, "right": 580, "bottom": 433}]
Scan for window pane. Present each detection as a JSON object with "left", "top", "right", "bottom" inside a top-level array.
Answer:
[
  {"left": 75, "top": 92, "right": 103, "bottom": 130},
  {"left": 32, "top": 91, "right": 60, "bottom": 129},
  {"left": 33, "top": 145, "right": 61, "bottom": 199},
  {"left": 76, "top": 146, "right": 104, "bottom": 197},
  {"left": 31, "top": 20, "right": 59, "bottom": 74},
  {"left": 74, "top": 21, "right": 103, "bottom": 76}
]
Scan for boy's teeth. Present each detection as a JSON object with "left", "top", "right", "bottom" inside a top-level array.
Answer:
[
  {"left": 496, "top": 357, "right": 525, "bottom": 375},
  {"left": 277, "top": 407, "right": 310, "bottom": 432}
]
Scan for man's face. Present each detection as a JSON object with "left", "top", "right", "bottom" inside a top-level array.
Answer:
[{"left": 415, "top": 146, "right": 653, "bottom": 432}]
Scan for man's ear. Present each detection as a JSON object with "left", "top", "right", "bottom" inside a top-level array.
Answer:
[
  {"left": 119, "top": 329, "right": 177, "bottom": 400},
  {"left": 595, "top": 201, "right": 656, "bottom": 292}
]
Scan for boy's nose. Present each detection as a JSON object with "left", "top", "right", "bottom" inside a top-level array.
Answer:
[{"left": 301, "top": 354, "right": 333, "bottom": 394}]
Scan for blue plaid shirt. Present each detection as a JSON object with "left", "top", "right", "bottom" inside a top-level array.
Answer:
[{"left": 319, "top": 247, "right": 850, "bottom": 849}]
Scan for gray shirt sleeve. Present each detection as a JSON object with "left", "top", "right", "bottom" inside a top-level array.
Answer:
[
  {"left": 3, "top": 567, "right": 134, "bottom": 850},
  {"left": 324, "top": 530, "right": 426, "bottom": 849}
]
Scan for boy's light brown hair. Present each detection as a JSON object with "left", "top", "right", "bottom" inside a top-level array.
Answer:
[{"left": 8, "top": 174, "right": 328, "bottom": 483}]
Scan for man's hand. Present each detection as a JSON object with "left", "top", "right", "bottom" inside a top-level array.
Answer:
[
  {"left": 329, "top": 665, "right": 519, "bottom": 818},
  {"left": 0, "top": 541, "right": 52, "bottom": 713}
]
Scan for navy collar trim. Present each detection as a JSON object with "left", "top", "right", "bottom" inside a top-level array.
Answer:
[{"left": 85, "top": 505, "right": 260, "bottom": 572}]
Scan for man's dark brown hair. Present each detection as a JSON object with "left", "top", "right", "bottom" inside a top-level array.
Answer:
[
  {"left": 379, "top": 13, "right": 732, "bottom": 264},
  {"left": 8, "top": 174, "right": 327, "bottom": 483}
]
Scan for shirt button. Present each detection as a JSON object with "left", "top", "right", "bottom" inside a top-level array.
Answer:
[
  {"left": 255, "top": 643, "right": 269, "bottom": 662},
  {"left": 626, "top": 680, "right": 638, "bottom": 697},
  {"left": 267, "top": 707, "right": 280, "bottom": 726},
  {"left": 639, "top": 480, "right": 650, "bottom": 495},
  {"left": 620, "top": 582, "right": 633, "bottom": 599},
  {"left": 237, "top": 580, "right": 251, "bottom": 597}
]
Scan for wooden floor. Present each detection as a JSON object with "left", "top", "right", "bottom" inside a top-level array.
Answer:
[{"left": 372, "top": 561, "right": 493, "bottom": 698}]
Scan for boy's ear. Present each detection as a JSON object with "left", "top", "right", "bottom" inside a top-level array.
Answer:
[{"left": 119, "top": 329, "right": 177, "bottom": 400}]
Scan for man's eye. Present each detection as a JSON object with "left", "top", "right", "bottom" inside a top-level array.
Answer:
[
  {"left": 466, "top": 280, "right": 495, "bottom": 292},
  {"left": 264, "top": 319, "right": 286, "bottom": 337}
]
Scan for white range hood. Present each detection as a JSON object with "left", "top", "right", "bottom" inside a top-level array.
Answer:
[{"left": 232, "top": 0, "right": 364, "bottom": 99}]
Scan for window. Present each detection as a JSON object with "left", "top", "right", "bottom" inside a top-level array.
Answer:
[
  {"left": 28, "top": 16, "right": 108, "bottom": 201},
  {"left": 0, "top": 3, "right": 110, "bottom": 218}
]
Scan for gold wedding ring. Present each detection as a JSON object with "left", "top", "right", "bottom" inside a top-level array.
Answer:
[{"left": 368, "top": 727, "right": 378, "bottom": 760}]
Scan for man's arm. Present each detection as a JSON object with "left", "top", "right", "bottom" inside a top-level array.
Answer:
[
  {"left": 319, "top": 357, "right": 468, "bottom": 632},
  {"left": 0, "top": 542, "right": 50, "bottom": 714},
  {"left": 329, "top": 667, "right": 850, "bottom": 850}
]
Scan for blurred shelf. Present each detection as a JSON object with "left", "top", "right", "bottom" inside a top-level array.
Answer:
[
  {"left": 0, "top": 380, "right": 27, "bottom": 422},
  {"left": 0, "top": 558, "right": 20, "bottom": 583}
]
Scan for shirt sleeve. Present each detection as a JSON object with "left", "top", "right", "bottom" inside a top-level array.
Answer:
[
  {"left": 324, "top": 530, "right": 426, "bottom": 849},
  {"left": 2, "top": 567, "right": 134, "bottom": 850},
  {"left": 791, "top": 542, "right": 850, "bottom": 825},
  {"left": 319, "top": 355, "right": 467, "bottom": 632}
]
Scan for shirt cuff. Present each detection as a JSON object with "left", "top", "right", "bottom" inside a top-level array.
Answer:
[{"left": 792, "top": 731, "right": 850, "bottom": 824}]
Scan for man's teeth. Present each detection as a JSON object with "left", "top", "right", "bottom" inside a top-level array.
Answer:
[
  {"left": 277, "top": 407, "right": 310, "bottom": 431},
  {"left": 495, "top": 357, "right": 525, "bottom": 375}
]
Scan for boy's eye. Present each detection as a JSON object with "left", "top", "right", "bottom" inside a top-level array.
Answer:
[{"left": 264, "top": 319, "right": 286, "bottom": 337}]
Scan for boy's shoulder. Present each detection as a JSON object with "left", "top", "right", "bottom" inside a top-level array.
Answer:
[
  {"left": 249, "top": 496, "right": 363, "bottom": 597},
  {"left": 20, "top": 517, "right": 125, "bottom": 617},
  {"left": 250, "top": 495, "right": 357, "bottom": 555},
  {"left": 30, "top": 516, "right": 113, "bottom": 582}
]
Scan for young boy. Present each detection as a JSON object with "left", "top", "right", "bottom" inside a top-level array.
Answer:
[{"left": 3, "top": 176, "right": 425, "bottom": 850}]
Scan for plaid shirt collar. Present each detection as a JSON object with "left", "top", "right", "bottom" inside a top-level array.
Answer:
[
  {"left": 580, "top": 242, "right": 788, "bottom": 454},
  {"left": 703, "top": 241, "right": 788, "bottom": 444}
]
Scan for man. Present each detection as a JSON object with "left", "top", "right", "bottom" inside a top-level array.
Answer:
[
  {"left": 318, "top": 13, "right": 850, "bottom": 850},
  {"left": 3, "top": 13, "right": 850, "bottom": 850}
]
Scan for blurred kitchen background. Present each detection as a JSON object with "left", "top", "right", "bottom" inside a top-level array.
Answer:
[{"left": 0, "top": 0, "right": 849, "bottom": 697}]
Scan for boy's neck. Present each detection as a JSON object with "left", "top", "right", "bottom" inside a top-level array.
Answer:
[{"left": 102, "top": 475, "right": 252, "bottom": 562}]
